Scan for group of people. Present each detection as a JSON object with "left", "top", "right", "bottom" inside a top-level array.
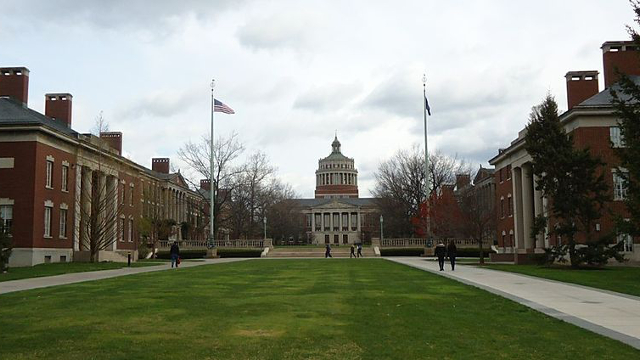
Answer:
[
  {"left": 324, "top": 243, "right": 364, "bottom": 258},
  {"left": 434, "top": 240, "right": 457, "bottom": 271}
]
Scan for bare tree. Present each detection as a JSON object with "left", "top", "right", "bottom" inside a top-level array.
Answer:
[
  {"left": 78, "top": 113, "right": 124, "bottom": 262},
  {"left": 373, "top": 145, "right": 466, "bottom": 237},
  {"left": 456, "top": 177, "right": 496, "bottom": 264}
]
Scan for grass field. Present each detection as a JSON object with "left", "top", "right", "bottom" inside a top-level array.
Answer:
[
  {"left": 1, "top": 259, "right": 638, "bottom": 359},
  {"left": 483, "top": 264, "right": 640, "bottom": 298},
  {"left": 0, "top": 261, "right": 164, "bottom": 282}
]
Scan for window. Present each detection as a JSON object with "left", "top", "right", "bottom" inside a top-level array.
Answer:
[
  {"left": 507, "top": 165, "right": 511, "bottom": 180},
  {"left": 499, "top": 168, "right": 503, "bottom": 183},
  {"left": 129, "top": 185, "right": 134, "bottom": 206},
  {"left": 618, "top": 232, "right": 633, "bottom": 252},
  {"left": 120, "top": 183, "right": 125, "bottom": 204},
  {"left": 44, "top": 206, "right": 52, "bottom": 238},
  {"left": 508, "top": 195, "right": 513, "bottom": 216},
  {"left": 610, "top": 127, "right": 625, "bottom": 148},
  {"left": 343, "top": 234, "right": 348, "bottom": 244},
  {"left": 120, "top": 218, "right": 125, "bottom": 242},
  {"left": 613, "top": 173, "right": 628, "bottom": 201},
  {"left": 342, "top": 213, "right": 348, "bottom": 231},
  {"left": 315, "top": 213, "right": 322, "bottom": 231},
  {"left": 61, "top": 165, "right": 69, "bottom": 191},
  {"left": 0, "top": 205, "right": 13, "bottom": 235},
  {"left": 500, "top": 198, "right": 505, "bottom": 218},
  {"left": 45, "top": 160, "right": 53, "bottom": 188},
  {"left": 59, "top": 209, "right": 67, "bottom": 238},
  {"left": 128, "top": 219, "right": 133, "bottom": 242}
]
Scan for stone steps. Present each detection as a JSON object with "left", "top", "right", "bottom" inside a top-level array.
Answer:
[{"left": 267, "top": 247, "right": 376, "bottom": 258}]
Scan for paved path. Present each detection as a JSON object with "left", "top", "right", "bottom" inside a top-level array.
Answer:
[
  {"left": 388, "top": 257, "right": 640, "bottom": 350},
  {"left": 0, "top": 258, "right": 249, "bottom": 295}
]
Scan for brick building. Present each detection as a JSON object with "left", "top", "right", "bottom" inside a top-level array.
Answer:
[
  {"left": 0, "top": 66, "right": 205, "bottom": 266},
  {"left": 489, "top": 41, "right": 639, "bottom": 263}
]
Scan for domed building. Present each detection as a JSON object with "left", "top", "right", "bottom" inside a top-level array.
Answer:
[{"left": 295, "top": 135, "right": 380, "bottom": 245}]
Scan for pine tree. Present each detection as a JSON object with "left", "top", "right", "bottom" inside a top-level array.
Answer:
[
  {"left": 610, "top": 0, "right": 640, "bottom": 237},
  {"left": 0, "top": 229, "right": 11, "bottom": 273},
  {"left": 525, "top": 95, "right": 616, "bottom": 267}
]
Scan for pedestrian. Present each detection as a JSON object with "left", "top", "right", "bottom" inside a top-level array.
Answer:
[
  {"left": 325, "top": 244, "right": 333, "bottom": 258},
  {"left": 350, "top": 244, "right": 356, "bottom": 258},
  {"left": 357, "top": 243, "right": 363, "bottom": 258},
  {"left": 170, "top": 241, "right": 180, "bottom": 268},
  {"left": 434, "top": 242, "right": 446, "bottom": 271},
  {"left": 447, "top": 240, "right": 457, "bottom": 271}
]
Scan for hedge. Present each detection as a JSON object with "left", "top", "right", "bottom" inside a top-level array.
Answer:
[
  {"left": 155, "top": 250, "right": 207, "bottom": 259},
  {"left": 380, "top": 248, "right": 424, "bottom": 256},
  {"left": 217, "top": 248, "right": 262, "bottom": 258}
]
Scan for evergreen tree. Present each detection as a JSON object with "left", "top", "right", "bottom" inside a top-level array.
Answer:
[
  {"left": 0, "top": 229, "right": 11, "bottom": 273},
  {"left": 610, "top": 0, "right": 640, "bottom": 237},
  {"left": 525, "top": 95, "right": 619, "bottom": 268}
]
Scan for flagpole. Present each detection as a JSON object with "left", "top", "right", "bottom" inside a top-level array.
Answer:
[
  {"left": 210, "top": 79, "right": 215, "bottom": 249},
  {"left": 422, "top": 74, "right": 431, "bottom": 239}
]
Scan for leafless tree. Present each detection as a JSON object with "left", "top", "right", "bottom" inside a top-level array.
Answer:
[{"left": 456, "top": 177, "right": 496, "bottom": 264}]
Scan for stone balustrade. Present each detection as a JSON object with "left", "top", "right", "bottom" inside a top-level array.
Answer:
[
  {"left": 158, "top": 239, "right": 268, "bottom": 250},
  {"left": 380, "top": 238, "right": 492, "bottom": 248}
]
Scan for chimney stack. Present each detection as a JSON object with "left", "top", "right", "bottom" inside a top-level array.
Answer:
[
  {"left": 45, "top": 93, "right": 73, "bottom": 127},
  {"left": 0, "top": 67, "right": 29, "bottom": 105},
  {"left": 200, "top": 179, "right": 211, "bottom": 191},
  {"left": 565, "top": 71, "right": 599, "bottom": 110},
  {"left": 100, "top": 132, "right": 122, "bottom": 155},
  {"left": 602, "top": 41, "right": 640, "bottom": 88},
  {"left": 455, "top": 174, "right": 471, "bottom": 190},
  {"left": 152, "top": 158, "right": 170, "bottom": 174}
]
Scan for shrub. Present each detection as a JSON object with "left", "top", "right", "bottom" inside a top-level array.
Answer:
[
  {"left": 137, "top": 245, "right": 151, "bottom": 260},
  {"left": 217, "top": 249, "right": 262, "bottom": 258},
  {"left": 155, "top": 250, "right": 207, "bottom": 260},
  {"left": 380, "top": 248, "right": 424, "bottom": 256}
]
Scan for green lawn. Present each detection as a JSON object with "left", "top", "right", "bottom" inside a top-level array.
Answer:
[
  {"left": 0, "top": 259, "right": 638, "bottom": 359},
  {"left": 483, "top": 264, "right": 640, "bottom": 298},
  {"left": 0, "top": 261, "right": 164, "bottom": 282}
]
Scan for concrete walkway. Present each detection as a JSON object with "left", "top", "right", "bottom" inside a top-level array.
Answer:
[
  {"left": 0, "top": 258, "right": 249, "bottom": 295},
  {"left": 388, "top": 257, "right": 640, "bottom": 350}
]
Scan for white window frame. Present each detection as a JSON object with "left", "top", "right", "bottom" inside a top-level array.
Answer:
[
  {"left": 61, "top": 164, "right": 69, "bottom": 192},
  {"left": 59, "top": 208, "right": 68, "bottom": 239},
  {"left": 128, "top": 218, "right": 133, "bottom": 242},
  {"left": 44, "top": 205, "right": 52, "bottom": 238},
  {"left": 120, "top": 217, "right": 126, "bottom": 242},
  {"left": 613, "top": 173, "right": 628, "bottom": 201},
  {"left": 610, "top": 126, "right": 625, "bottom": 148},
  {"left": 45, "top": 160, "right": 54, "bottom": 189},
  {"left": 0, "top": 204, "right": 13, "bottom": 235}
]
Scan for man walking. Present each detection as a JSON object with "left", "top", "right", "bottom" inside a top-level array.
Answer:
[
  {"left": 357, "top": 243, "right": 363, "bottom": 258},
  {"left": 170, "top": 241, "right": 180, "bottom": 268},
  {"left": 350, "top": 244, "right": 356, "bottom": 258},
  {"left": 325, "top": 244, "right": 333, "bottom": 258},
  {"left": 447, "top": 240, "right": 457, "bottom": 271},
  {"left": 434, "top": 242, "right": 446, "bottom": 271}
]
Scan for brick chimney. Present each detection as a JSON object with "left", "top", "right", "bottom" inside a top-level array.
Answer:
[
  {"left": 152, "top": 158, "right": 170, "bottom": 174},
  {"left": 200, "top": 179, "right": 211, "bottom": 191},
  {"left": 565, "top": 71, "right": 599, "bottom": 110},
  {"left": 455, "top": 174, "right": 471, "bottom": 190},
  {"left": 0, "top": 67, "right": 29, "bottom": 105},
  {"left": 602, "top": 41, "right": 640, "bottom": 88},
  {"left": 100, "top": 132, "right": 122, "bottom": 155},
  {"left": 45, "top": 93, "right": 73, "bottom": 127}
]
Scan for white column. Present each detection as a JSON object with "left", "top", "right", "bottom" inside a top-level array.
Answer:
[
  {"left": 80, "top": 168, "right": 93, "bottom": 251},
  {"left": 73, "top": 164, "right": 83, "bottom": 251},
  {"left": 522, "top": 164, "right": 534, "bottom": 250},
  {"left": 311, "top": 212, "right": 315, "bottom": 232},
  {"left": 108, "top": 176, "right": 118, "bottom": 251},
  {"left": 513, "top": 167, "right": 524, "bottom": 250},
  {"left": 357, "top": 211, "right": 361, "bottom": 232}
]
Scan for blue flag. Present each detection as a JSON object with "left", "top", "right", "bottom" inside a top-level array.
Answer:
[{"left": 424, "top": 95, "right": 431, "bottom": 116}]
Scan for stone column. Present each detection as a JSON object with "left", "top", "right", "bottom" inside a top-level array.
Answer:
[
  {"left": 311, "top": 212, "right": 315, "bottom": 232},
  {"left": 522, "top": 164, "right": 534, "bottom": 251},
  {"left": 357, "top": 211, "right": 361, "bottom": 232},
  {"left": 73, "top": 164, "right": 83, "bottom": 251},
  {"left": 513, "top": 167, "right": 524, "bottom": 250},
  {"left": 80, "top": 168, "right": 93, "bottom": 250}
]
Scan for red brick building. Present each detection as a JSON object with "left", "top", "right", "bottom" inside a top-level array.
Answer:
[
  {"left": 0, "top": 67, "right": 205, "bottom": 266},
  {"left": 489, "top": 41, "right": 639, "bottom": 263}
]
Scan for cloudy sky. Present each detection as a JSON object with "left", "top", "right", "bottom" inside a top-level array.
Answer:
[{"left": 0, "top": 0, "right": 633, "bottom": 197}]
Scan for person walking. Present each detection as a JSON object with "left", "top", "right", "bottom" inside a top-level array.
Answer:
[
  {"left": 325, "top": 244, "right": 333, "bottom": 258},
  {"left": 447, "top": 240, "right": 457, "bottom": 271},
  {"left": 350, "top": 244, "right": 356, "bottom": 258},
  {"left": 434, "top": 242, "right": 446, "bottom": 271},
  {"left": 170, "top": 241, "right": 180, "bottom": 268},
  {"left": 357, "top": 243, "right": 363, "bottom": 258}
]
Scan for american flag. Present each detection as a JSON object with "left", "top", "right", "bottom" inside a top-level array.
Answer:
[{"left": 214, "top": 99, "right": 235, "bottom": 114}]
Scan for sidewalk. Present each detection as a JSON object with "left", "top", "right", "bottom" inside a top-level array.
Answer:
[
  {"left": 388, "top": 257, "right": 640, "bottom": 350},
  {"left": 0, "top": 258, "right": 249, "bottom": 295}
]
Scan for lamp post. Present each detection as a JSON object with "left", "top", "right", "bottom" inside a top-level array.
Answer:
[
  {"left": 380, "top": 214, "right": 384, "bottom": 243},
  {"left": 263, "top": 216, "right": 267, "bottom": 241}
]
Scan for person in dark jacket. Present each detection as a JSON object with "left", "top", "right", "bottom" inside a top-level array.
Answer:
[
  {"left": 447, "top": 240, "right": 457, "bottom": 271},
  {"left": 434, "top": 242, "right": 446, "bottom": 271},
  {"left": 350, "top": 244, "right": 356, "bottom": 258},
  {"left": 325, "top": 244, "right": 332, "bottom": 258},
  {"left": 170, "top": 241, "right": 180, "bottom": 268},
  {"left": 357, "top": 243, "right": 363, "bottom": 258}
]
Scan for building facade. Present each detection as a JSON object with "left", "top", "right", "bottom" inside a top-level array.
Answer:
[
  {"left": 0, "top": 66, "right": 205, "bottom": 266},
  {"left": 297, "top": 136, "right": 379, "bottom": 245},
  {"left": 489, "top": 41, "right": 639, "bottom": 262}
]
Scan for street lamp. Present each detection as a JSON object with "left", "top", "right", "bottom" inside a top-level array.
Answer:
[
  {"left": 380, "top": 214, "right": 384, "bottom": 242},
  {"left": 263, "top": 216, "right": 267, "bottom": 240}
]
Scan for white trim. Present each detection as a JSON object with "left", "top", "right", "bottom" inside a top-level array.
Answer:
[
  {"left": 60, "top": 203, "right": 69, "bottom": 210},
  {"left": 0, "top": 157, "right": 14, "bottom": 169},
  {"left": 46, "top": 155, "right": 55, "bottom": 162},
  {"left": 44, "top": 200, "right": 54, "bottom": 207},
  {"left": 0, "top": 198, "right": 14, "bottom": 205},
  {"left": 62, "top": 160, "right": 70, "bottom": 166}
]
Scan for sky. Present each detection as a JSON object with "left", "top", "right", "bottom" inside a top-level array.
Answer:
[{"left": 0, "top": 0, "right": 634, "bottom": 198}]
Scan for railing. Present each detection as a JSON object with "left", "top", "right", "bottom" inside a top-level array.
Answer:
[
  {"left": 380, "top": 238, "right": 492, "bottom": 248},
  {"left": 158, "top": 239, "right": 267, "bottom": 249}
]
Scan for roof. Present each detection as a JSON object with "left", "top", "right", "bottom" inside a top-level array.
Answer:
[
  {"left": 576, "top": 75, "right": 640, "bottom": 108},
  {"left": 0, "top": 97, "right": 78, "bottom": 137}
]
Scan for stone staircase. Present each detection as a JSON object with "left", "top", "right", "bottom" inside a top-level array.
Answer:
[{"left": 267, "top": 246, "right": 377, "bottom": 258}]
